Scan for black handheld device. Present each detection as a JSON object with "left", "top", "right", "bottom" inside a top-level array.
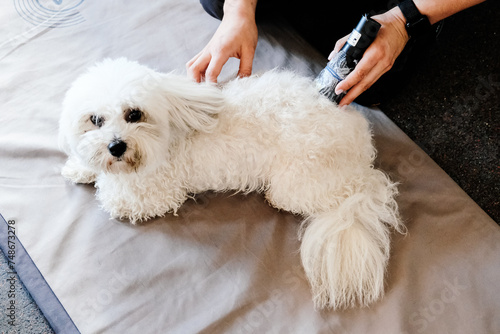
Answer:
[{"left": 315, "top": 15, "right": 381, "bottom": 103}]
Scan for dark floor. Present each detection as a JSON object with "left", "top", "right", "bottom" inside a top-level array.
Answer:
[
  {"left": 0, "top": 1, "right": 498, "bottom": 333},
  {"left": 0, "top": 253, "right": 54, "bottom": 333},
  {"left": 381, "top": 0, "right": 499, "bottom": 223}
]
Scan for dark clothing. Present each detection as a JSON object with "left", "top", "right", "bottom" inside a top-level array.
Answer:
[
  {"left": 198, "top": 0, "right": 438, "bottom": 105},
  {"left": 199, "top": 0, "right": 397, "bottom": 56}
]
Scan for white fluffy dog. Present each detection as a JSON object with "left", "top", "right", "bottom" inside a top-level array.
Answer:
[{"left": 59, "top": 58, "right": 403, "bottom": 310}]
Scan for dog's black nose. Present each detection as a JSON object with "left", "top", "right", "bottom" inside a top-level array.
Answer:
[{"left": 108, "top": 140, "right": 127, "bottom": 157}]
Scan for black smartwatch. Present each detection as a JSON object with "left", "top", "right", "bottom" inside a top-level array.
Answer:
[{"left": 397, "top": 0, "right": 432, "bottom": 38}]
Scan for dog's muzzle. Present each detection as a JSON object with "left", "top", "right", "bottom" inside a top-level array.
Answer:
[{"left": 108, "top": 140, "right": 127, "bottom": 158}]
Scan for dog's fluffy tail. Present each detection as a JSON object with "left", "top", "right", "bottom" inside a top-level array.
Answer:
[{"left": 299, "top": 170, "right": 404, "bottom": 310}]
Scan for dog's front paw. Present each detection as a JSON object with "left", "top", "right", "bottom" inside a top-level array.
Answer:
[
  {"left": 103, "top": 199, "right": 168, "bottom": 224},
  {"left": 105, "top": 204, "right": 153, "bottom": 224},
  {"left": 96, "top": 174, "right": 188, "bottom": 224},
  {"left": 61, "top": 158, "right": 97, "bottom": 184}
]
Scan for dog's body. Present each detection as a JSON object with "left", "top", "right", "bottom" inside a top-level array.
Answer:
[{"left": 59, "top": 58, "right": 403, "bottom": 310}]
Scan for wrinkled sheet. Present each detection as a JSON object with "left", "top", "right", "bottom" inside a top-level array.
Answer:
[{"left": 0, "top": 1, "right": 499, "bottom": 333}]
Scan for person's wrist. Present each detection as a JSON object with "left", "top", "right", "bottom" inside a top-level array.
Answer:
[
  {"left": 373, "top": 7, "right": 409, "bottom": 40},
  {"left": 397, "top": 0, "right": 433, "bottom": 38},
  {"left": 223, "top": 0, "right": 257, "bottom": 20}
]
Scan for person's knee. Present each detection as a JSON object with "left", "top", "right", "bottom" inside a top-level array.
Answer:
[{"left": 200, "top": 0, "right": 225, "bottom": 20}]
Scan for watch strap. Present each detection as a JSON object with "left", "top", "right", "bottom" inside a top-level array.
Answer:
[{"left": 398, "top": 0, "right": 431, "bottom": 38}]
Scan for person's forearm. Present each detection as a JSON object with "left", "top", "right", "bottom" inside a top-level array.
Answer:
[
  {"left": 413, "top": 0, "right": 486, "bottom": 25},
  {"left": 223, "top": 0, "right": 257, "bottom": 20}
]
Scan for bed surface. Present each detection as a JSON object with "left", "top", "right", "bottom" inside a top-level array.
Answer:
[{"left": 0, "top": 1, "right": 499, "bottom": 333}]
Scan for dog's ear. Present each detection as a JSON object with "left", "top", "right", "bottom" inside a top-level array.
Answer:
[{"left": 158, "top": 74, "right": 224, "bottom": 133}]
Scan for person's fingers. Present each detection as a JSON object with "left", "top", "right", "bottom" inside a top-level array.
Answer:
[
  {"left": 205, "top": 54, "right": 229, "bottom": 83},
  {"left": 186, "top": 51, "right": 203, "bottom": 80},
  {"left": 335, "top": 56, "right": 378, "bottom": 94},
  {"left": 336, "top": 49, "right": 394, "bottom": 106},
  {"left": 335, "top": 32, "right": 401, "bottom": 105},
  {"left": 329, "top": 35, "right": 349, "bottom": 60},
  {"left": 187, "top": 52, "right": 212, "bottom": 83},
  {"left": 337, "top": 65, "right": 388, "bottom": 106},
  {"left": 237, "top": 47, "right": 254, "bottom": 78},
  {"left": 186, "top": 9, "right": 258, "bottom": 83},
  {"left": 327, "top": 7, "right": 409, "bottom": 106}
]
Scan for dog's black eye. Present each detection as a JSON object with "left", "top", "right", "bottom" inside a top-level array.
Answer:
[
  {"left": 90, "top": 115, "right": 104, "bottom": 127},
  {"left": 125, "top": 108, "right": 143, "bottom": 123}
]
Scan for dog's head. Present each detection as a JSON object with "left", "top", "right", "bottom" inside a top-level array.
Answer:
[{"left": 59, "top": 58, "right": 223, "bottom": 174}]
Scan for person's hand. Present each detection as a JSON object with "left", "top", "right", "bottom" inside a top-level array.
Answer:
[
  {"left": 332, "top": 7, "right": 409, "bottom": 106},
  {"left": 186, "top": 6, "right": 258, "bottom": 83}
]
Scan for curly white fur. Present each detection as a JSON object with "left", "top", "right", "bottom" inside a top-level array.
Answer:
[{"left": 59, "top": 58, "right": 404, "bottom": 310}]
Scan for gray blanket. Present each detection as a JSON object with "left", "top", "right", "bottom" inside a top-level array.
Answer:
[{"left": 0, "top": 1, "right": 498, "bottom": 333}]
